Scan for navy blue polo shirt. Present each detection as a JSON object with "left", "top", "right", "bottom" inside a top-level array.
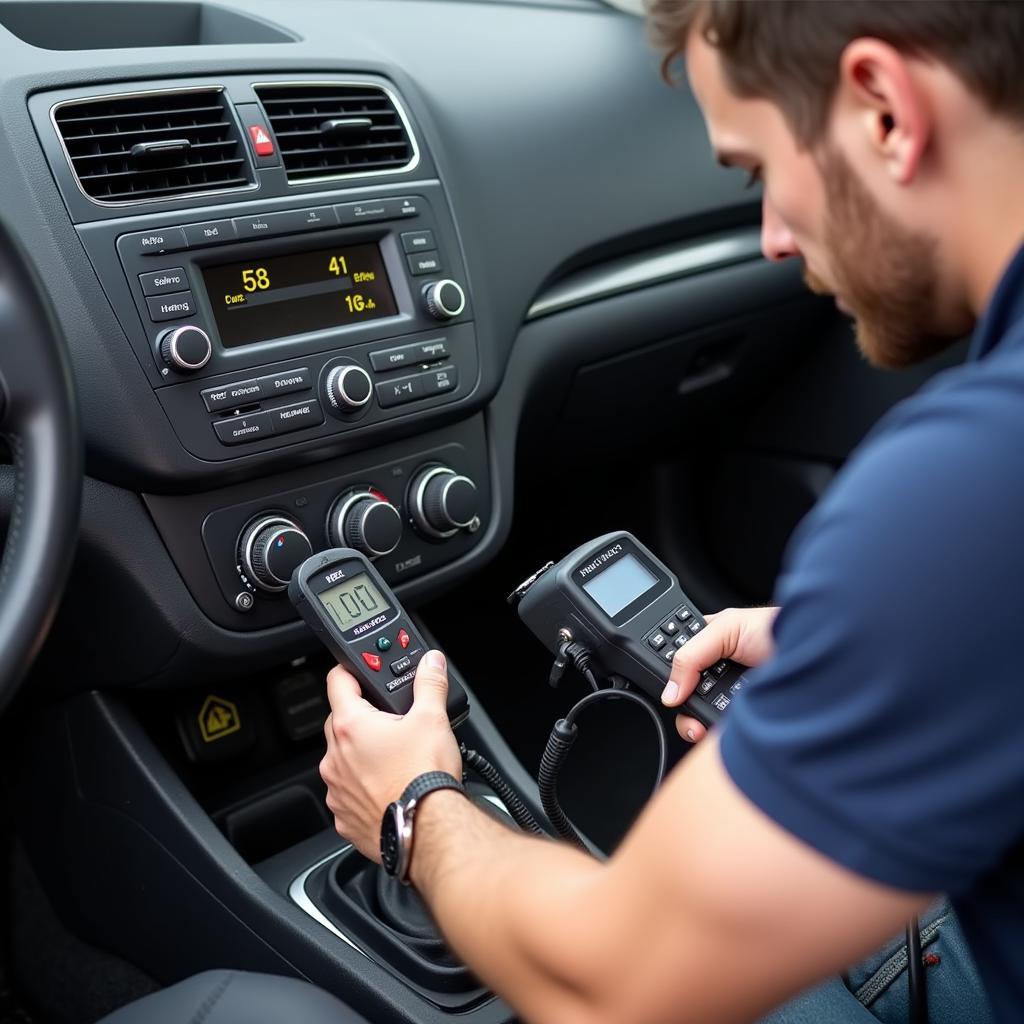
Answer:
[{"left": 720, "top": 244, "right": 1024, "bottom": 1018}]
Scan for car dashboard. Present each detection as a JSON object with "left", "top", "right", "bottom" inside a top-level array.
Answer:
[{"left": 0, "top": 2, "right": 852, "bottom": 1021}]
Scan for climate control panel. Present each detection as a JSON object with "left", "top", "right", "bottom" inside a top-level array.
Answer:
[{"left": 143, "top": 419, "right": 490, "bottom": 632}]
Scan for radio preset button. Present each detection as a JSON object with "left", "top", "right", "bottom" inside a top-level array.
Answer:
[
  {"left": 334, "top": 200, "right": 391, "bottom": 226},
  {"left": 202, "top": 379, "right": 265, "bottom": 412},
  {"left": 257, "top": 367, "right": 312, "bottom": 397},
  {"left": 207, "top": 382, "right": 259, "bottom": 410},
  {"left": 213, "top": 412, "right": 273, "bottom": 445},
  {"left": 335, "top": 196, "right": 420, "bottom": 226},
  {"left": 407, "top": 251, "right": 442, "bottom": 276},
  {"left": 401, "top": 230, "right": 435, "bottom": 254},
  {"left": 268, "top": 399, "right": 324, "bottom": 434},
  {"left": 375, "top": 374, "right": 423, "bottom": 408},
  {"left": 182, "top": 219, "right": 235, "bottom": 247},
  {"left": 420, "top": 365, "right": 457, "bottom": 396},
  {"left": 124, "top": 227, "right": 187, "bottom": 257},
  {"left": 139, "top": 267, "right": 189, "bottom": 296},
  {"left": 232, "top": 214, "right": 281, "bottom": 239},
  {"left": 289, "top": 206, "right": 338, "bottom": 231},
  {"left": 147, "top": 290, "right": 198, "bottom": 322},
  {"left": 368, "top": 338, "right": 449, "bottom": 372}
]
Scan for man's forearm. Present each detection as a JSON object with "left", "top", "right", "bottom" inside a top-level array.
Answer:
[{"left": 409, "top": 790, "right": 609, "bottom": 1023}]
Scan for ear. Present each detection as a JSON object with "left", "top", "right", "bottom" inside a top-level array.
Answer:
[{"left": 836, "top": 38, "right": 931, "bottom": 185}]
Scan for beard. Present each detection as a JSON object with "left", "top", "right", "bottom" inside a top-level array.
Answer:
[{"left": 807, "top": 148, "right": 960, "bottom": 369}]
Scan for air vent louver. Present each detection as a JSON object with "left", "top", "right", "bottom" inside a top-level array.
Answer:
[
  {"left": 53, "top": 89, "right": 252, "bottom": 204},
  {"left": 255, "top": 83, "right": 415, "bottom": 183}
]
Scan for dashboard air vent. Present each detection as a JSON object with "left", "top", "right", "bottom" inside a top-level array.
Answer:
[
  {"left": 254, "top": 83, "right": 416, "bottom": 183},
  {"left": 52, "top": 88, "right": 252, "bottom": 204}
]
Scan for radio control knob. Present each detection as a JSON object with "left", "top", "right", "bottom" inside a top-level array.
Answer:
[
  {"left": 239, "top": 515, "right": 312, "bottom": 592},
  {"left": 422, "top": 279, "right": 466, "bottom": 321},
  {"left": 409, "top": 466, "right": 479, "bottom": 538},
  {"left": 328, "top": 491, "right": 403, "bottom": 558},
  {"left": 324, "top": 364, "right": 373, "bottom": 412},
  {"left": 158, "top": 325, "right": 212, "bottom": 372}
]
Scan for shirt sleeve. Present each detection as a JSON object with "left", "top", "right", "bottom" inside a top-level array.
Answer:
[{"left": 720, "top": 368, "right": 1024, "bottom": 895}]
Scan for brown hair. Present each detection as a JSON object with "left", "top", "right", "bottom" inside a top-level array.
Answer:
[{"left": 647, "top": 0, "right": 1024, "bottom": 145}]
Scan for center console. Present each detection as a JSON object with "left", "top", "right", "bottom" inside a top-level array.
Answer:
[
  {"left": 15, "top": 62, "right": 521, "bottom": 1024},
  {"left": 27, "top": 72, "right": 496, "bottom": 629}
]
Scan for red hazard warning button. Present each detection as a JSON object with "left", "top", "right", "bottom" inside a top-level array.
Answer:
[
  {"left": 248, "top": 125, "right": 275, "bottom": 157},
  {"left": 361, "top": 651, "right": 382, "bottom": 672}
]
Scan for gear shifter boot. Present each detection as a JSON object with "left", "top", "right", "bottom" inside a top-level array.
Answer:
[{"left": 315, "top": 794, "right": 515, "bottom": 995}]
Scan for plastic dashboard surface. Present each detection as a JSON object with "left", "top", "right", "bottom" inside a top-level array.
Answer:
[{"left": 0, "top": 0, "right": 751, "bottom": 492}]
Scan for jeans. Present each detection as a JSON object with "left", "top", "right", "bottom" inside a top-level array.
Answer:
[{"left": 760, "top": 901, "right": 994, "bottom": 1024}]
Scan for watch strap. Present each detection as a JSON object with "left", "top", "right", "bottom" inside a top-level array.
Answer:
[
  {"left": 400, "top": 770, "right": 464, "bottom": 808},
  {"left": 390, "top": 771, "right": 464, "bottom": 884}
]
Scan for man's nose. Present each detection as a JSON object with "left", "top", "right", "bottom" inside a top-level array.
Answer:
[{"left": 760, "top": 195, "right": 799, "bottom": 262}]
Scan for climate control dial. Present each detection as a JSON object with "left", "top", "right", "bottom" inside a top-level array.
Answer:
[
  {"left": 238, "top": 515, "right": 312, "bottom": 592},
  {"left": 408, "top": 465, "right": 479, "bottom": 539},
  {"left": 327, "top": 490, "right": 403, "bottom": 558}
]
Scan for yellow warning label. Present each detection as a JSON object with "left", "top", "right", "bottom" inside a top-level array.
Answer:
[{"left": 198, "top": 695, "right": 240, "bottom": 743}]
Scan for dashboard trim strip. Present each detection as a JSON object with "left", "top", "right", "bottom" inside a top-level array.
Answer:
[{"left": 526, "top": 227, "right": 762, "bottom": 320}]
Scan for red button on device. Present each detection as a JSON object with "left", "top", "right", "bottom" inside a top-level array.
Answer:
[
  {"left": 248, "top": 125, "right": 275, "bottom": 157},
  {"left": 361, "top": 652, "right": 382, "bottom": 672},
  {"left": 398, "top": 629, "right": 411, "bottom": 649}
]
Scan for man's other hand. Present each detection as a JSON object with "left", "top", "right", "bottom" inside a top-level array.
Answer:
[
  {"left": 320, "top": 650, "right": 463, "bottom": 860},
  {"left": 661, "top": 606, "right": 779, "bottom": 743}
]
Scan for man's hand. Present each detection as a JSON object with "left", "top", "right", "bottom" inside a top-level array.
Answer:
[
  {"left": 320, "top": 649, "right": 463, "bottom": 860},
  {"left": 661, "top": 606, "right": 779, "bottom": 743}
]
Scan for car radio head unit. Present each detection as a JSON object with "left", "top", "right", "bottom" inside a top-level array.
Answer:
[
  {"left": 202, "top": 241, "right": 398, "bottom": 348},
  {"left": 96, "top": 188, "right": 481, "bottom": 459}
]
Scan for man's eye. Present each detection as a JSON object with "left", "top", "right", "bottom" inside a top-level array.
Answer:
[{"left": 743, "top": 168, "right": 762, "bottom": 190}]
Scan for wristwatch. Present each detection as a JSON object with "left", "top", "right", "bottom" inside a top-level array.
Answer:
[{"left": 380, "top": 770, "right": 465, "bottom": 884}]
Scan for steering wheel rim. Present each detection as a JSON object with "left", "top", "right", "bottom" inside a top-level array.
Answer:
[{"left": 0, "top": 221, "right": 82, "bottom": 713}]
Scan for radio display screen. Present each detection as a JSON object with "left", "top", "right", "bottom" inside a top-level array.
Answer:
[{"left": 202, "top": 243, "right": 398, "bottom": 348}]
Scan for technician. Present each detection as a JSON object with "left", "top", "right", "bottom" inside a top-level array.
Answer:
[{"left": 320, "top": 3, "right": 1024, "bottom": 1021}]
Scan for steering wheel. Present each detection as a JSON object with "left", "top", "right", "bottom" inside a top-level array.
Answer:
[{"left": 0, "top": 222, "right": 81, "bottom": 715}]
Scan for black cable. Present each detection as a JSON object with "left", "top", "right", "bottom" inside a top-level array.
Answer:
[
  {"left": 907, "top": 918, "right": 928, "bottom": 1024},
  {"left": 538, "top": 686, "right": 669, "bottom": 850},
  {"left": 460, "top": 744, "right": 545, "bottom": 835}
]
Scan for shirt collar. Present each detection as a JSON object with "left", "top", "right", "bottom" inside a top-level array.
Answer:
[{"left": 968, "top": 241, "right": 1024, "bottom": 361}]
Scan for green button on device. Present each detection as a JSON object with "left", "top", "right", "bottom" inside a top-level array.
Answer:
[{"left": 376, "top": 636, "right": 393, "bottom": 652}]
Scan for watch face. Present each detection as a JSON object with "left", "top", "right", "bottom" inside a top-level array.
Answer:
[{"left": 380, "top": 803, "right": 400, "bottom": 875}]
